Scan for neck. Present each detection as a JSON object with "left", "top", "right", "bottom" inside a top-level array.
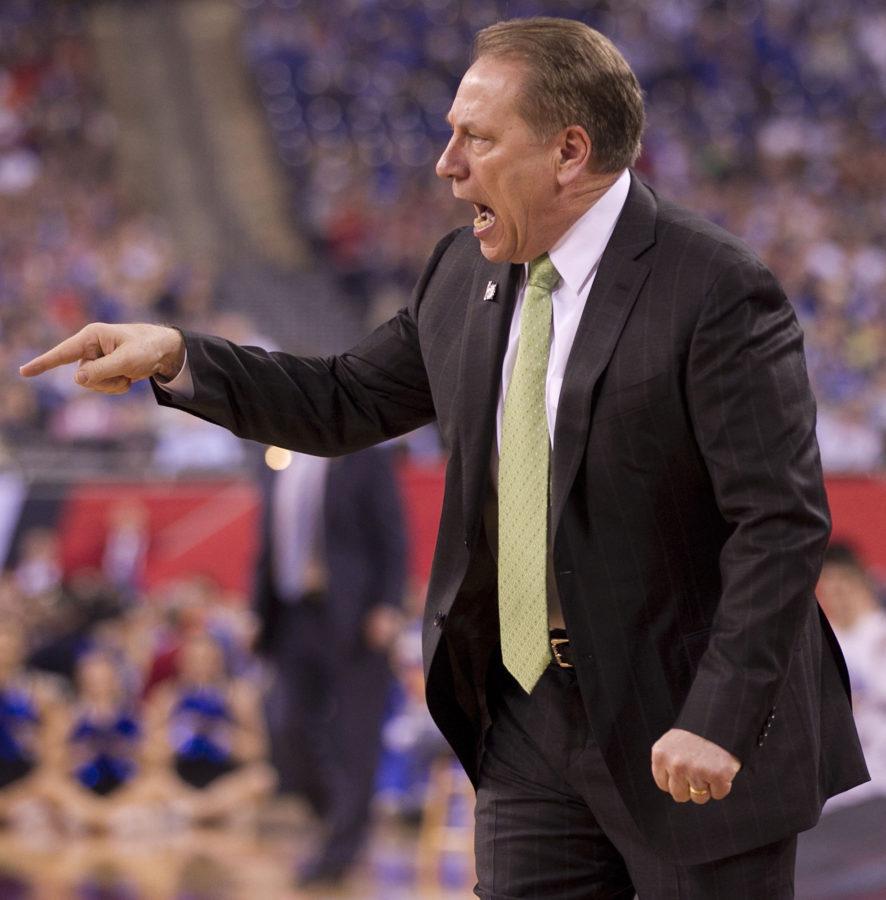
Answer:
[
  {"left": 547, "top": 169, "right": 623, "bottom": 252},
  {"left": 576, "top": 169, "right": 623, "bottom": 204}
]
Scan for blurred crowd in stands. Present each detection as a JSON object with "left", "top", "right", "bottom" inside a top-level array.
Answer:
[
  {"left": 0, "top": 517, "right": 444, "bottom": 846},
  {"left": 2, "top": 515, "right": 884, "bottom": 881},
  {"left": 0, "top": 0, "right": 245, "bottom": 468},
  {"left": 2, "top": 0, "right": 885, "bottom": 469},
  {"left": 1, "top": 1, "right": 884, "bottom": 468},
  {"left": 242, "top": 0, "right": 886, "bottom": 471},
  {"left": 0, "top": 525, "right": 274, "bottom": 837}
]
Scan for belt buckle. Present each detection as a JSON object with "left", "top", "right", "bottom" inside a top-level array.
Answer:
[{"left": 550, "top": 637, "right": 573, "bottom": 669}]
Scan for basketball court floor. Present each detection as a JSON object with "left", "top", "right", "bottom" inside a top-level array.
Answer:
[{"left": 0, "top": 797, "right": 472, "bottom": 899}]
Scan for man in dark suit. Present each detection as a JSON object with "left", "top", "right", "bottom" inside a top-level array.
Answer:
[
  {"left": 21, "top": 17, "right": 868, "bottom": 897},
  {"left": 254, "top": 447, "right": 406, "bottom": 885}
]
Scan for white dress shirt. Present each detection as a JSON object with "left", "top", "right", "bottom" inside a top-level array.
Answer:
[
  {"left": 272, "top": 452, "right": 329, "bottom": 601},
  {"left": 158, "top": 349, "right": 195, "bottom": 397},
  {"left": 495, "top": 168, "right": 630, "bottom": 451}
]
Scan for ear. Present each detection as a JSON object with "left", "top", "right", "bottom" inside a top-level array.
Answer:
[{"left": 554, "top": 125, "right": 592, "bottom": 186}]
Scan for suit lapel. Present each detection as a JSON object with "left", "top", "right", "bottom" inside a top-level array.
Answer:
[
  {"left": 457, "top": 258, "right": 519, "bottom": 543},
  {"left": 550, "top": 175, "right": 657, "bottom": 533}
]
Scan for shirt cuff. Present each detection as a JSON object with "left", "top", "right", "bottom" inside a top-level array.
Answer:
[{"left": 152, "top": 350, "right": 194, "bottom": 399}]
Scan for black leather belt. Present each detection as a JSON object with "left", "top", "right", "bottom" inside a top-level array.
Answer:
[{"left": 549, "top": 629, "right": 574, "bottom": 668}]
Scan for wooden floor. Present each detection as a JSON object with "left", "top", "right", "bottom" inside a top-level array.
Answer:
[
  {"left": 2, "top": 796, "right": 884, "bottom": 898},
  {"left": 0, "top": 798, "right": 473, "bottom": 899}
]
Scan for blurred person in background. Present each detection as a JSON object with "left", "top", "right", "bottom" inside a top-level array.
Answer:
[
  {"left": 11, "top": 528, "right": 62, "bottom": 603},
  {"left": 253, "top": 446, "right": 407, "bottom": 886},
  {"left": 0, "top": 625, "right": 62, "bottom": 834},
  {"left": 20, "top": 15, "right": 870, "bottom": 898},
  {"left": 815, "top": 542, "right": 886, "bottom": 810},
  {"left": 140, "top": 574, "right": 259, "bottom": 695},
  {"left": 27, "top": 566, "right": 126, "bottom": 683},
  {"left": 376, "top": 622, "right": 451, "bottom": 825},
  {"left": 794, "top": 542, "right": 886, "bottom": 892},
  {"left": 40, "top": 649, "right": 154, "bottom": 835},
  {"left": 141, "top": 631, "right": 275, "bottom": 830},
  {"left": 100, "top": 501, "right": 150, "bottom": 603}
]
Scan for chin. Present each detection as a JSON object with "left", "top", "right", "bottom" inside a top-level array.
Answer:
[{"left": 478, "top": 241, "right": 509, "bottom": 264}]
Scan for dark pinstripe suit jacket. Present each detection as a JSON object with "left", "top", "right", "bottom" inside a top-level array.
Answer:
[{"left": 154, "top": 173, "right": 868, "bottom": 863}]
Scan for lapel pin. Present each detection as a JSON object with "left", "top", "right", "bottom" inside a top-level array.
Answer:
[{"left": 483, "top": 281, "right": 498, "bottom": 301}]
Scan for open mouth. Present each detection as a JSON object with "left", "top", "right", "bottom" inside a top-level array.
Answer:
[{"left": 473, "top": 203, "right": 496, "bottom": 236}]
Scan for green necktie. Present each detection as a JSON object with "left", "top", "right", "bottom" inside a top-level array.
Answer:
[{"left": 498, "top": 253, "right": 560, "bottom": 694}]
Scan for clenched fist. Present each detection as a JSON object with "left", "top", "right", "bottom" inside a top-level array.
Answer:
[
  {"left": 651, "top": 728, "right": 741, "bottom": 805},
  {"left": 19, "top": 323, "right": 185, "bottom": 394}
]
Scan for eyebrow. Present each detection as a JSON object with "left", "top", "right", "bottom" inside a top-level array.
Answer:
[{"left": 445, "top": 112, "right": 484, "bottom": 133}]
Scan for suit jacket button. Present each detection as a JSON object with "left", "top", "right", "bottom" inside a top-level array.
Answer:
[
  {"left": 434, "top": 611, "right": 446, "bottom": 628},
  {"left": 757, "top": 736, "right": 765, "bottom": 747}
]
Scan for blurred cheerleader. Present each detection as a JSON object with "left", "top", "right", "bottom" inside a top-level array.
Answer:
[
  {"left": 42, "top": 649, "right": 161, "bottom": 833},
  {"left": 143, "top": 632, "right": 276, "bottom": 827},
  {"left": 0, "top": 626, "right": 63, "bottom": 829}
]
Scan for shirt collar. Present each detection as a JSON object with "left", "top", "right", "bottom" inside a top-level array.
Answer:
[{"left": 541, "top": 168, "right": 631, "bottom": 297}]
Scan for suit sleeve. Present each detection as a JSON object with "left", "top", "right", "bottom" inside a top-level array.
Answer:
[
  {"left": 674, "top": 255, "right": 831, "bottom": 764},
  {"left": 362, "top": 448, "right": 408, "bottom": 612},
  {"left": 150, "top": 230, "right": 462, "bottom": 456}
]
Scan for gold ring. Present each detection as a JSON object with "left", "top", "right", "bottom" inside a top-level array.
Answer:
[{"left": 688, "top": 786, "right": 710, "bottom": 797}]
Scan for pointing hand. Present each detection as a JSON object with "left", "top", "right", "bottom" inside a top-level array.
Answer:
[{"left": 19, "top": 323, "right": 185, "bottom": 394}]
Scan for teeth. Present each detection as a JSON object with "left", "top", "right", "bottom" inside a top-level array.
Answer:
[{"left": 474, "top": 207, "right": 495, "bottom": 228}]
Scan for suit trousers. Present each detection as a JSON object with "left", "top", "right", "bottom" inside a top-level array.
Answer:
[
  {"left": 265, "top": 597, "right": 393, "bottom": 871},
  {"left": 264, "top": 598, "right": 331, "bottom": 811},
  {"left": 474, "top": 656, "right": 797, "bottom": 899}
]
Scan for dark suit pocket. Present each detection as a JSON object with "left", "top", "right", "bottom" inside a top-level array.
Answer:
[{"left": 593, "top": 372, "right": 673, "bottom": 423}]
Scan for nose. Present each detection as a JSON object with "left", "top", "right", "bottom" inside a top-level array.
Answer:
[{"left": 436, "top": 136, "right": 467, "bottom": 181}]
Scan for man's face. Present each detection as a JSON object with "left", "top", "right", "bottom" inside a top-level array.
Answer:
[{"left": 436, "top": 56, "right": 562, "bottom": 264}]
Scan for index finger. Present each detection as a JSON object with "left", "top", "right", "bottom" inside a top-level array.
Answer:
[{"left": 19, "top": 331, "right": 91, "bottom": 377}]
